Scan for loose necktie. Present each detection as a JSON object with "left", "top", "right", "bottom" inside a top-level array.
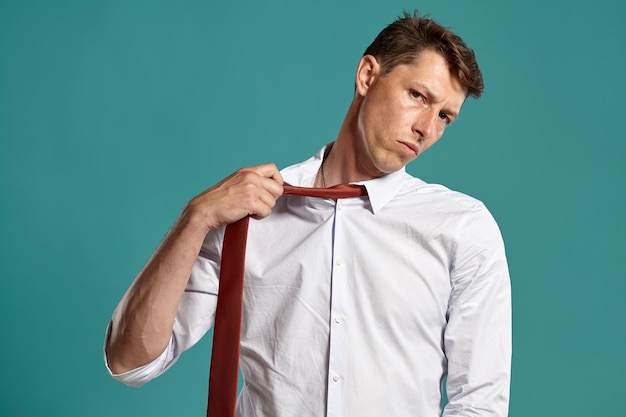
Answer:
[{"left": 206, "top": 183, "right": 368, "bottom": 417}]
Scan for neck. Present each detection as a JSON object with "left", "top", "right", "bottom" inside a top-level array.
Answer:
[{"left": 320, "top": 99, "right": 384, "bottom": 187}]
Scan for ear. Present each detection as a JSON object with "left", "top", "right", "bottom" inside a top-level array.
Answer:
[{"left": 355, "top": 55, "right": 381, "bottom": 97}]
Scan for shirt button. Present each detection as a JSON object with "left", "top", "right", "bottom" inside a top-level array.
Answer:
[
  {"left": 335, "top": 258, "right": 342, "bottom": 266},
  {"left": 332, "top": 374, "right": 341, "bottom": 382},
  {"left": 335, "top": 315, "right": 343, "bottom": 324}
]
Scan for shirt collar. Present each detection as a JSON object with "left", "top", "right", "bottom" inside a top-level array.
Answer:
[{"left": 281, "top": 144, "right": 407, "bottom": 214}]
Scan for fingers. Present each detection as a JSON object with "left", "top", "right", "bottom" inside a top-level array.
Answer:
[
  {"left": 235, "top": 163, "right": 283, "bottom": 220},
  {"left": 239, "top": 163, "right": 284, "bottom": 198},
  {"left": 185, "top": 162, "right": 285, "bottom": 231},
  {"left": 252, "top": 162, "right": 284, "bottom": 186}
]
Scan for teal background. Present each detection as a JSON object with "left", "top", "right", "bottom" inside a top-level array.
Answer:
[{"left": 1, "top": 0, "right": 624, "bottom": 415}]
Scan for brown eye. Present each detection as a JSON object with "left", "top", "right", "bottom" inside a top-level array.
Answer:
[{"left": 410, "top": 90, "right": 424, "bottom": 101}]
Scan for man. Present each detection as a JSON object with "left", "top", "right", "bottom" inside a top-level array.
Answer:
[{"left": 105, "top": 11, "right": 511, "bottom": 417}]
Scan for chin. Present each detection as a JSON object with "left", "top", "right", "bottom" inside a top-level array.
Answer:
[
  {"left": 369, "top": 148, "right": 413, "bottom": 175},
  {"left": 376, "top": 160, "right": 409, "bottom": 175}
]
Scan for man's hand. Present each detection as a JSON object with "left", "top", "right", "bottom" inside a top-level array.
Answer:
[{"left": 185, "top": 163, "right": 285, "bottom": 233}]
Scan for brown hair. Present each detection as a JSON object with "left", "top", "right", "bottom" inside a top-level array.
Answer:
[{"left": 364, "top": 10, "right": 484, "bottom": 98}]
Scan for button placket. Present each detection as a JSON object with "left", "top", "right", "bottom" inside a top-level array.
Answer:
[{"left": 326, "top": 199, "right": 349, "bottom": 417}]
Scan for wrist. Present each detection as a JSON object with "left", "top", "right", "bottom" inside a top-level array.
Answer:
[{"left": 177, "top": 205, "right": 217, "bottom": 238}]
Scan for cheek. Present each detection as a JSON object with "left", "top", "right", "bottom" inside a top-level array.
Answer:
[{"left": 358, "top": 102, "right": 384, "bottom": 142}]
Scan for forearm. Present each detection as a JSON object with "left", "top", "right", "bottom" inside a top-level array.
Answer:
[
  {"left": 106, "top": 209, "right": 208, "bottom": 374},
  {"left": 105, "top": 163, "right": 284, "bottom": 375}
]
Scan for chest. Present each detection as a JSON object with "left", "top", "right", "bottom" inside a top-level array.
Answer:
[{"left": 242, "top": 198, "right": 456, "bottom": 329}]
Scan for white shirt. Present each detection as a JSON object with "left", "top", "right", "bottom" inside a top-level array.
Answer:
[{"left": 107, "top": 146, "right": 512, "bottom": 417}]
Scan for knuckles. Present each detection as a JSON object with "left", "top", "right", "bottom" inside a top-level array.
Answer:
[{"left": 186, "top": 163, "right": 282, "bottom": 227}]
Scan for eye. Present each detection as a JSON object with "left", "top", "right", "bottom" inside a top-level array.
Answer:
[
  {"left": 439, "top": 112, "right": 451, "bottom": 125},
  {"left": 410, "top": 90, "right": 424, "bottom": 101}
]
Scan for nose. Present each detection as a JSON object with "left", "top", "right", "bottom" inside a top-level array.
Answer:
[{"left": 413, "top": 108, "right": 439, "bottom": 140}]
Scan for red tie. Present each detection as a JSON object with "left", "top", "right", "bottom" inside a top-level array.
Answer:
[{"left": 206, "top": 184, "right": 368, "bottom": 417}]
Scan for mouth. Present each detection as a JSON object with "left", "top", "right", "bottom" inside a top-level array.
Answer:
[{"left": 397, "top": 140, "right": 419, "bottom": 157}]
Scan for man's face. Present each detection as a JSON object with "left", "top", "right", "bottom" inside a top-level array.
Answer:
[{"left": 355, "top": 49, "right": 467, "bottom": 176}]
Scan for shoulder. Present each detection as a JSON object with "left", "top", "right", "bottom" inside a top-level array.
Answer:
[
  {"left": 397, "top": 173, "right": 488, "bottom": 214},
  {"left": 396, "top": 174, "right": 505, "bottom": 243},
  {"left": 280, "top": 147, "right": 325, "bottom": 187}
]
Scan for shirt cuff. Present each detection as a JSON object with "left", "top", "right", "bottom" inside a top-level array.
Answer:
[{"left": 103, "top": 321, "right": 176, "bottom": 387}]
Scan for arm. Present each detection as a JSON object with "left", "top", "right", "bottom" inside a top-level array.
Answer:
[
  {"left": 442, "top": 206, "right": 512, "bottom": 416},
  {"left": 105, "top": 163, "right": 284, "bottom": 375}
]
